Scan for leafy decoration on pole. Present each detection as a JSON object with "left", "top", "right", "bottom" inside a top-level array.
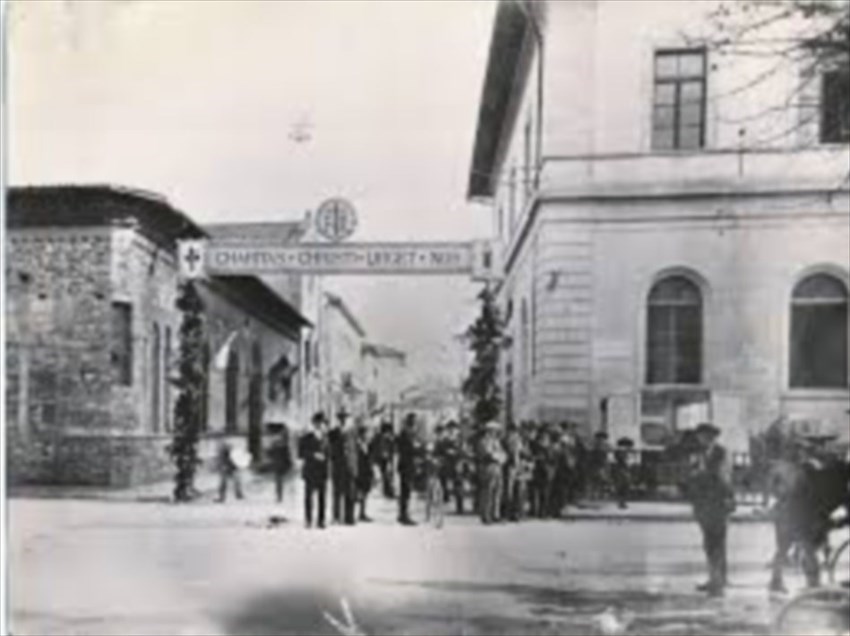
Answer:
[
  {"left": 168, "top": 280, "right": 206, "bottom": 502},
  {"left": 462, "top": 284, "right": 503, "bottom": 432}
]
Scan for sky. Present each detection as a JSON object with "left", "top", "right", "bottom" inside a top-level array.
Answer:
[{"left": 8, "top": 0, "right": 496, "bottom": 385}]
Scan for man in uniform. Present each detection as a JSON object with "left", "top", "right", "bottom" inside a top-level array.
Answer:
[
  {"left": 479, "top": 421, "right": 507, "bottom": 524},
  {"left": 688, "top": 422, "right": 734, "bottom": 597},
  {"left": 502, "top": 421, "right": 524, "bottom": 521},
  {"left": 298, "top": 412, "right": 328, "bottom": 529},
  {"left": 396, "top": 413, "right": 420, "bottom": 525},
  {"left": 439, "top": 421, "right": 465, "bottom": 514}
]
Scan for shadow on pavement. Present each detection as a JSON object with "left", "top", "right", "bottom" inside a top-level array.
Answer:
[{"left": 217, "top": 580, "right": 771, "bottom": 636}]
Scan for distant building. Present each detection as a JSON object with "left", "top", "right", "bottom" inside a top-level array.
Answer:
[
  {"left": 468, "top": 1, "right": 849, "bottom": 449},
  {"left": 6, "top": 185, "right": 310, "bottom": 487},
  {"left": 361, "top": 342, "right": 407, "bottom": 422},
  {"left": 320, "top": 292, "right": 368, "bottom": 421}
]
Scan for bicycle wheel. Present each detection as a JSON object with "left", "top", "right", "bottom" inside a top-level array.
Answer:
[
  {"left": 773, "top": 587, "right": 850, "bottom": 636},
  {"left": 828, "top": 538, "right": 850, "bottom": 586}
]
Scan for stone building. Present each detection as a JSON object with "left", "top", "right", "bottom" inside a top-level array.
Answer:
[
  {"left": 6, "top": 185, "right": 309, "bottom": 486},
  {"left": 361, "top": 342, "right": 407, "bottom": 421},
  {"left": 468, "top": 1, "right": 849, "bottom": 449}
]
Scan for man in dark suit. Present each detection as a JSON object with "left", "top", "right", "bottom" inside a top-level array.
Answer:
[
  {"left": 341, "top": 413, "right": 360, "bottom": 525},
  {"left": 298, "top": 412, "right": 328, "bottom": 529},
  {"left": 688, "top": 422, "right": 734, "bottom": 597},
  {"left": 396, "top": 413, "right": 420, "bottom": 525},
  {"left": 327, "top": 409, "right": 347, "bottom": 524}
]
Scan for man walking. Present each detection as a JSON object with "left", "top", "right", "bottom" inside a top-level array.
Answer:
[
  {"left": 268, "top": 423, "right": 293, "bottom": 504},
  {"left": 216, "top": 439, "right": 244, "bottom": 502},
  {"left": 688, "top": 422, "right": 734, "bottom": 597},
  {"left": 298, "top": 412, "right": 328, "bottom": 529},
  {"left": 396, "top": 413, "right": 420, "bottom": 525}
]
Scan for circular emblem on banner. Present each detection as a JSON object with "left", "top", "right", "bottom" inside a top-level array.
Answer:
[{"left": 315, "top": 198, "right": 357, "bottom": 242}]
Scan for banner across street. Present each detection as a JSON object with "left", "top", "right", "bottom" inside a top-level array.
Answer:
[{"left": 179, "top": 239, "right": 496, "bottom": 278}]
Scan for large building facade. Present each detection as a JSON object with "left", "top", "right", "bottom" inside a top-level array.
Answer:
[
  {"left": 469, "top": 1, "right": 850, "bottom": 450},
  {"left": 6, "top": 186, "right": 309, "bottom": 486}
]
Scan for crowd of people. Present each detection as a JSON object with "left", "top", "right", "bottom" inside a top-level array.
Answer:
[
  {"left": 214, "top": 409, "right": 849, "bottom": 599},
  {"left": 289, "top": 411, "right": 641, "bottom": 529}
]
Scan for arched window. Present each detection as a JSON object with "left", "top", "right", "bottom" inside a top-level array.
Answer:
[
  {"left": 790, "top": 273, "right": 849, "bottom": 388},
  {"left": 646, "top": 275, "right": 703, "bottom": 385}
]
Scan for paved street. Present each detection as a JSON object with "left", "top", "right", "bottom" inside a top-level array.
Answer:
[{"left": 8, "top": 482, "right": 820, "bottom": 636}]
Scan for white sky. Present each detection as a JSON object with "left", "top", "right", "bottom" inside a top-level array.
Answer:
[{"left": 8, "top": 0, "right": 496, "bottom": 384}]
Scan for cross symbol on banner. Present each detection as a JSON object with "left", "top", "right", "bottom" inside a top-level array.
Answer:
[
  {"left": 185, "top": 247, "right": 201, "bottom": 269},
  {"left": 179, "top": 240, "right": 206, "bottom": 279}
]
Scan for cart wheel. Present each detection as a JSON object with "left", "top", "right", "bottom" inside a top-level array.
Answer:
[
  {"left": 827, "top": 538, "right": 850, "bottom": 586},
  {"left": 773, "top": 587, "right": 850, "bottom": 636}
]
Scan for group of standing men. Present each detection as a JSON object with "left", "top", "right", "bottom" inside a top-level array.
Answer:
[
  {"left": 473, "top": 420, "right": 636, "bottom": 524},
  {"left": 297, "top": 410, "right": 424, "bottom": 528}
]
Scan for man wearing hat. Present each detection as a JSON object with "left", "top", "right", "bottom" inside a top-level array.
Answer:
[
  {"left": 396, "top": 413, "right": 420, "bottom": 525},
  {"left": 612, "top": 437, "right": 634, "bottom": 510},
  {"left": 298, "top": 412, "right": 329, "bottom": 529},
  {"left": 328, "top": 407, "right": 357, "bottom": 525},
  {"left": 439, "top": 420, "right": 465, "bottom": 514},
  {"left": 688, "top": 422, "right": 734, "bottom": 597},
  {"left": 479, "top": 421, "right": 507, "bottom": 524}
]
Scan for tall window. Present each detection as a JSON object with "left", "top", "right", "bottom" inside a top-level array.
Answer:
[
  {"left": 821, "top": 67, "right": 850, "bottom": 143},
  {"left": 790, "top": 273, "right": 849, "bottom": 388},
  {"left": 164, "top": 327, "right": 172, "bottom": 432},
  {"left": 111, "top": 302, "right": 133, "bottom": 386},
  {"left": 646, "top": 276, "right": 703, "bottom": 385},
  {"left": 523, "top": 116, "right": 533, "bottom": 197},
  {"left": 652, "top": 49, "right": 707, "bottom": 150},
  {"left": 225, "top": 349, "right": 240, "bottom": 433},
  {"left": 520, "top": 298, "right": 529, "bottom": 388},
  {"left": 304, "top": 337, "right": 312, "bottom": 374},
  {"left": 508, "top": 164, "right": 518, "bottom": 231},
  {"left": 151, "top": 323, "right": 161, "bottom": 432}
]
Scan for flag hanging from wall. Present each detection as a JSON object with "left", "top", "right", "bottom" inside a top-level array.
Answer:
[{"left": 213, "top": 330, "right": 239, "bottom": 371}]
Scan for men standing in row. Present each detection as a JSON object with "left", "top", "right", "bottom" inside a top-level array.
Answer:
[
  {"left": 298, "top": 412, "right": 328, "bottom": 529},
  {"left": 396, "top": 414, "right": 419, "bottom": 526}
]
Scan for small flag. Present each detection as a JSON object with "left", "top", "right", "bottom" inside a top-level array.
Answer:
[{"left": 213, "top": 330, "right": 239, "bottom": 371}]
